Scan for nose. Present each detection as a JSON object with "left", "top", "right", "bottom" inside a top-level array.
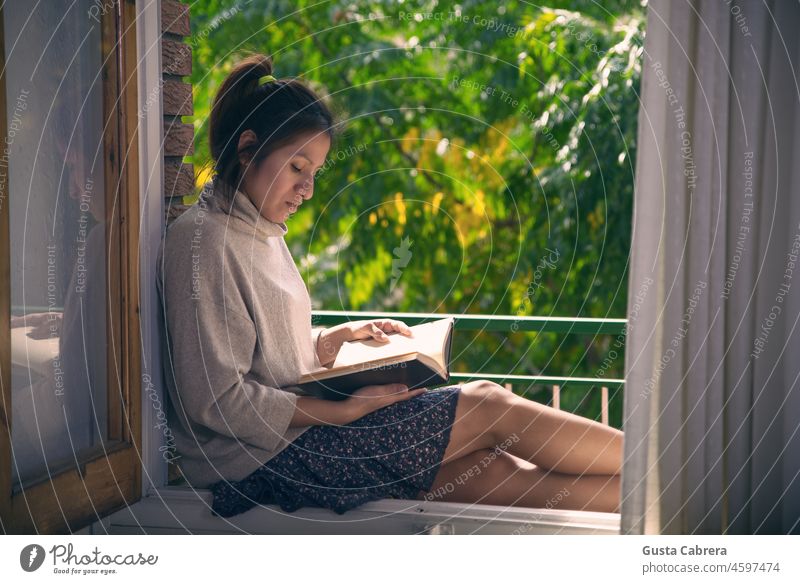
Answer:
[{"left": 296, "top": 178, "right": 314, "bottom": 200}]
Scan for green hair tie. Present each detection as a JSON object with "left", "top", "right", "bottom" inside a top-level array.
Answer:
[{"left": 259, "top": 74, "right": 277, "bottom": 85}]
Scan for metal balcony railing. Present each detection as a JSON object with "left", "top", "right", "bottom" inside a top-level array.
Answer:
[{"left": 312, "top": 310, "right": 627, "bottom": 426}]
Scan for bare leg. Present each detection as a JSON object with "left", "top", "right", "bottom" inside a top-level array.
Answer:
[
  {"left": 442, "top": 381, "right": 623, "bottom": 475},
  {"left": 419, "top": 448, "right": 620, "bottom": 513}
]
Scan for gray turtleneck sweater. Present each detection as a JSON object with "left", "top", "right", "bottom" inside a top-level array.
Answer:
[{"left": 156, "top": 177, "right": 322, "bottom": 488}]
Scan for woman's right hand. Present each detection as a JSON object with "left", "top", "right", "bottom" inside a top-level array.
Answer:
[
  {"left": 344, "top": 384, "right": 427, "bottom": 420},
  {"left": 291, "top": 385, "right": 427, "bottom": 428}
]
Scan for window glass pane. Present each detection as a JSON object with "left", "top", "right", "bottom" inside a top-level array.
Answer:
[{"left": 6, "top": 1, "right": 108, "bottom": 487}]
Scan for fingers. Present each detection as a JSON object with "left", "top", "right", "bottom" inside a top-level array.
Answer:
[
  {"left": 386, "top": 385, "right": 425, "bottom": 399},
  {"left": 352, "top": 385, "right": 427, "bottom": 417},
  {"left": 385, "top": 384, "right": 427, "bottom": 395},
  {"left": 376, "top": 386, "right": 424, "bottom": 407},
  {"left": 371, "top": 319, "right": 413, "bottom": 337},
  {"left": 389, "top": 319, "right": 413, "bottom": 336},
  {"left": 369, "top": 323, "right": 391, "bottom": 342},
  {"left": 356, "top": 384, "right": 424, "bottom": 400},
  {"left": 391, "top": 387, "right": 427, "bottom": 405},
  {"left": 353, "top": 383, "right": 407, "bottom": 397},
  {"left": 386, "top": 383, "right": 409, "bottom": 395}
]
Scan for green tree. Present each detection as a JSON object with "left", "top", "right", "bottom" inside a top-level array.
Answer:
[{"left": 188, "top": 0, "right": 646, "bottom": 426}]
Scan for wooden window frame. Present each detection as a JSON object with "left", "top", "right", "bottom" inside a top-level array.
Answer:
[{"left": 0, "top": 0, "right": 142, "bottom": 534}]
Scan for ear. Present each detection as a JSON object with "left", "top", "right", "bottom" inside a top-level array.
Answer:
[{"left": 237, "top": 130, "right": 258, "bottom": 165}]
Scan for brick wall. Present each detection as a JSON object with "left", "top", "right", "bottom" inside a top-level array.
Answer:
[
  {"left": 160, "top": 0, "right": 192, "bottom": 485},
  {"left": 161, "top": 0, "right": 194, "bottom": 224}
]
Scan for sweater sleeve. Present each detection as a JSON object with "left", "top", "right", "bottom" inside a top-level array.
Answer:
[
  {"left": 311, "top": 327, "right": 325, "bottom": 369},
  {"left": 166, "top": 297, "right": 298, "bottom": 452}
]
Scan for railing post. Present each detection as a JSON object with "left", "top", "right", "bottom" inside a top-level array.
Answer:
[
  {"left": 601, "top": 386, "right": 609, "bottom": 426},
  {"left": 552, "top": 384, "right": 560, "bottom": 410}
]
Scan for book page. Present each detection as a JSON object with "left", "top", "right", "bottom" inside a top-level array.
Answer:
[
  {"left": 325, "top": 318, "right": 453, "bottom": 371},
  {"left": 300, "top": 353, "right": 421, "bottom": 383}
]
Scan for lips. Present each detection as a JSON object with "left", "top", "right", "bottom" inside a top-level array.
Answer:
[{"left": 286, "top": 195, "right": 304, "bottom": 215}]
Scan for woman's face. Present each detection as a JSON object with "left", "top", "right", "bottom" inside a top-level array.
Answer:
[{"left": 239, "top": 130, "right": 330, "bottom": 224}]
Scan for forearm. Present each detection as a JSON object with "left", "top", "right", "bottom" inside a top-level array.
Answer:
[
  {"left": 315, "top": 325, "right": 352, "bottom": 367},
  {"left": 289, "top": 396, "right": 361, "bottom": 427}
]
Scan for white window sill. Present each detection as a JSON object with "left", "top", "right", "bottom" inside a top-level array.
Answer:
[{"left": 103, "top": 486, "right": 620, "bottom": 535}]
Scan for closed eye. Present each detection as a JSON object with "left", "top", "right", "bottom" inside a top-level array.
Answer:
[{"left": 292, "top": 162, "right": 323, "bottom": 179}]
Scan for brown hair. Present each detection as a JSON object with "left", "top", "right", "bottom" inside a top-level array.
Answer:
[{"left": 208, "top": 53, "right": 336, "bottom": 190}]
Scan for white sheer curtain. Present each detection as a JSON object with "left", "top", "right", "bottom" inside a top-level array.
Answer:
[{"left": 622, "top": 0, "right": 800, "bottom": 534}]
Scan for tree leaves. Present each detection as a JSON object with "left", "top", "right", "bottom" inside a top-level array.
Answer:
[{"left": 188, "top": 0, "right": 645, "bottom": 423}]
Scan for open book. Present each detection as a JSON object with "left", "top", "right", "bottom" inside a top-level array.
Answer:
[{"left": 296, "top": 317, "right": 455, "bottom": 401}]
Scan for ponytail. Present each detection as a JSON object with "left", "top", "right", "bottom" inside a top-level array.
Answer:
[{"left": 208, "top": 53, "right": 336, "bottom": 191}]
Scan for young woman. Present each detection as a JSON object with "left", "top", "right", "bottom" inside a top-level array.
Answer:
[{"left": 157, "top": 54, "right": 623, "bottom": 519}]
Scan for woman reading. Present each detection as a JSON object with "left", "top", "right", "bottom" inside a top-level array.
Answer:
[{"left": 157, "top": 54, "right": 623, "bottom": 519}]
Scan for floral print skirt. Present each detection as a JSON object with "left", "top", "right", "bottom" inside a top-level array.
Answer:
[{"left": 210, "top": 386, "right": 462, "bottom": 518}]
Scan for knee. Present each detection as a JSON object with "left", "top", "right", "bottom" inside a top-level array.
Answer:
[
  {"left": 459, "top": 379, "right": 513, "bottom": 407},
  {"left": 457, "top": 380, "right": 515, "bottom": 443}
]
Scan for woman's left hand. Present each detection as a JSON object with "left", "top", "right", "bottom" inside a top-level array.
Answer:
[
  {"left": 317, "top": 319, "right": 414, "bottom": 367},
  {"left": 343, "top": 319, "right": 413, "bottom": 343}
]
